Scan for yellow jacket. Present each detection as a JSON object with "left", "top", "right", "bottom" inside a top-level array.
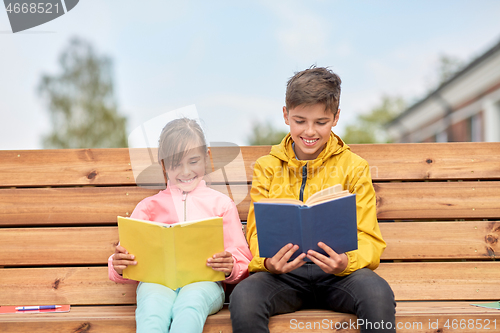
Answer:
[{"left": 247, "top": 132, "right": 386, "bottom": 276}]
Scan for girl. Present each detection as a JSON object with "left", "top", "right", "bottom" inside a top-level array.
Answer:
[{"left": 108, "top": 118, "right": 252, "bottom": 333}]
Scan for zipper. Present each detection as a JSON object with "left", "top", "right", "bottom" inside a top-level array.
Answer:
[
  {"left": 182, "top": 192, "right": 187, "bottom": 221},
  {"left": 299, "top": 164, "right": 307, "bottom": 202}
]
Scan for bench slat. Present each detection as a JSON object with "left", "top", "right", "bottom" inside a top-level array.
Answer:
[
  {"left": 0, "top": 305, "right": 137, "bottom": 333},
  {"left": 0, "top": 149, "right": 135, "bottom": 187},
  {"left": 349, "top": 142, "right": 500, "bottom": 181},
  {"left": 1, "top": 263, "right": 499, "bottom": 306},
  {"left": 237, "top": 143, "right": 500, "bottom": 182},
  {"left": 380, "top": 221, "right": 500, "bottom": 260},
  {"left": 375, "top": 181, "right": 500, "bottom": 220},
  {"left": 1, "top": 182, "right": 499, "bottom": 226},
  {"left": 0, "top": 185, "right": 248, "bottom": 226},
  {"left": 1, "top": 143, "right": 499, "bottom": 188},
  {"left": 0, "top": 267, "right": 137, "bottom": 305},
  {"left": 2, "top": 221, "right": 498, "bottom": 266},
  {"left": 0, "top": 147, "right": 256, "bottom": 188},
  {"left": 0, "top": 227, "right": 118, "bottom": 266},
  {"left": 0, "top": 187, "right": 156, "bottom": 226},
  {"left": 377, "top": 262, "right": 500, "bottom": 301},
  {"left": 1, "top": 303, "right": 499, "bottom": 333}
]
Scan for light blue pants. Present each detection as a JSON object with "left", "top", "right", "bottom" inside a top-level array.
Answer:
[{"left": 135, "top": 281, "right": 225, "bottom": 333}]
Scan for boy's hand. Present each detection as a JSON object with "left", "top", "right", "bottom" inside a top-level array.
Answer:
[
  {"left": 207, "top": 251, "right": 234, "bottom": 276},
  {"left": 112, "top": 245, "right": 137, "bottom": 275},
  {"left": 264, "top": 243, "right": 306, "bottom": 274},
  {"left": 306, "top": 242, "right": 348, "bottom": 275}
]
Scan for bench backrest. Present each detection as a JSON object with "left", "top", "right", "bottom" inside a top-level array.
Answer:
[{"left": 1, "top": 143, "right": 499, "bottom": 306}]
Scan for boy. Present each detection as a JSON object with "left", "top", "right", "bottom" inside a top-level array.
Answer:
[{"left": 229, "top": 67, "right": 396, "bottom": 333}]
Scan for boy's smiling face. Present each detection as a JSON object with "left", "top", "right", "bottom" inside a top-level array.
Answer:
[{"left": 283, "top": 103, "right": 339, "bottom": 160}]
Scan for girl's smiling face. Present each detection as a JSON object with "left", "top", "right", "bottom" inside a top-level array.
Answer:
[
  {"left": 283, "top": 103, "right": 339, "bottom": 160},
  {"left": 162, "top": 146, "right": 207, "bottom": 192}
]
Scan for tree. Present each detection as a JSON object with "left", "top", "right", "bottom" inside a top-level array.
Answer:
[
  {"left": 426, "top": 54, "right": 464, "bottom": 91},
  {"left": 342, "top": 95, "right": 406, "bottom": 144},
  {"left": 38, "top": 37, "right": 128, "bottom": 148},
  {"left": 436, "top": 54, "right": 464, "bottom": 85},
  {"left": 247, "top": 120, "right": 288, "bottom": 145}
]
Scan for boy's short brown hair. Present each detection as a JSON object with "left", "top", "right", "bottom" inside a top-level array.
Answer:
[{"left": 285, "top": 66, "right": 341, "bottom": 116}]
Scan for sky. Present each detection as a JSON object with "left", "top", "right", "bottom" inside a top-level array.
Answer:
[{"left": 1, "top": 0, "right": 500, "bottom": 149}]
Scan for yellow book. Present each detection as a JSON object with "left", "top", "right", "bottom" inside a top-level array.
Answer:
[{"left": 117, "top": 216, "right": 225, "bottom": 290}]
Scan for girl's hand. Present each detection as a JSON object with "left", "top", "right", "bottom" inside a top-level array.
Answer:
[
  {"left": 207, "top": 251, "right": 234, "bottom": 277},
  {"left": 112, "top": 245, "right": 137, "bottom": 275},
  {"left": 306, "top": 242, "right": 348, "bottom": 275}
]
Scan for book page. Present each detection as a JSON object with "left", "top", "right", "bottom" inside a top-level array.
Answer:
[
  {"left": 257, "top": 198, "right": 303, "bottom": 205},
  {"left": 305, "top": 184, "right": 343, "bottom": 205},
  {"left": 306, "top": 190, "right": 350, "bottom": 206},
  {"left": 118, "top": 216, "right": 218, "bottom": 228},
  {"left": 256, "top": 185, "right": 348, "bottom": 207},
  {"left": 305, "top": 184, "right": 351, "bottom": 206}
]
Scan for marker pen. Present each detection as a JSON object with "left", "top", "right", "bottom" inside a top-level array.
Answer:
[{"left": 15, "top": 305, "right": 62, "bottom": 311}]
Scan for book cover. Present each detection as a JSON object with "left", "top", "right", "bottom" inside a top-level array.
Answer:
[
  {"left": 254, "top": 190, "right": 358, "bottom": 260},
  {"left": 470, "top": 301, "right": 500, "bottom": 310},
  {"left": 118, "top": 216, "right": 225, "bottom": 290}
]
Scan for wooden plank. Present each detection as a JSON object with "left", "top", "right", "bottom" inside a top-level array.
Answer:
[
  {"left": 0, "top": 185, "right": 248, "bottom": 226},
  {"left": 2, "top": 143, "right": 499, "bottom": 188},
  {"left": 223, "top": 180, "right": 499, "bottom": 221},
  {"left": 0, "top": 147, "right": 253, "bottom": 188},
  {"left": 0, "top": 305, "right": 137, "bottom": 333},
  {"left": 216, "top": 142, "right": 500, "bottom": 183},
  {"left": 381, "top": 221, "right": 500, "bottom": 260},
  {"left": 0, "top": 149, "right": 135, "bottom": 187},
  {"left": 0, "top": 187, "right": 156, "bottom": 226},
  {"left": 375, "top": 181, "right": 500, "bottom": 220},
  {"left": 350, "top": 142, "right": 500, "bottom": 181},
  {"left": 2, "top": 221, "right": 498, "bottom": 267},
  {"left": 201, "top": 143, "right": 500, "bottom": 183},
  {"left": 1, "top": 181, "right": 499, "bottom": 226},
  {"left": 218, "top": 180, "right": 499, "bottom": 221},
  {"left": 1, "top": 303, "right": 500, "bottom": 333},
  {"left": 1, "top": 263, "right": 499, "bottom": 306},
  {"left": 0, "top": 267, "right": 137, "bottom": 306},
  {"left": 0, "top": 227, "right": 118, "bottom": 266},
  {"left": 264, "top": 302, "right": 500, "bottom": 333},
  {"left": 0, "top": 147, "right": 259, "bottom": 188},
  {"left": 376, "top": 262, "right": 500, "bottom": 301},
  {"left": 394, "top": 300, "right": 500, "bottom": 315},
  {"left": 205, "top": 304, "right": 500, "bottom": 333}
]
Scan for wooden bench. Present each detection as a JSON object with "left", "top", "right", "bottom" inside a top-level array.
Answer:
[{"left": 1, "top": 142, "right": 500, "bottom": 333}]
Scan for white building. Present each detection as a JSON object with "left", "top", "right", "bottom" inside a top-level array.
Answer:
[{"left": 387, "top": 39, "right": 500, "bottom": 143}]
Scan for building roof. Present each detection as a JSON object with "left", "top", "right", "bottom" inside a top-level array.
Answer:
[{"left": 387, "top": 37, "right": 500, "bottom": 127}]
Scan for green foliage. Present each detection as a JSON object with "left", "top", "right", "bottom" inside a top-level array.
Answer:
[
  {"left": 342, "top": 95, "right": 406, "bottom": 144},
  {"left": 39, "top": 37, "right": 128, "bottom": 149},
  {"left": 247, "top": 120, "right": 288, "bottom": 146}
]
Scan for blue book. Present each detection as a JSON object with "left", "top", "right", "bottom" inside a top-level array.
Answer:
[{"left": 254, "top": 186, "right": 358, "bottom": 261}]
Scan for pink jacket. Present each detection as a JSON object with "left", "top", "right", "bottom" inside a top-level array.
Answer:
[{"left": 108, "top": 180, "right": 252, "bottom": 285}]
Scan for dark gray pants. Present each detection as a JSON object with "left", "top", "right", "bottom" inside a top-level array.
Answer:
[{"left": 229, "top": 265, "right": 396, "bottom": 333}]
